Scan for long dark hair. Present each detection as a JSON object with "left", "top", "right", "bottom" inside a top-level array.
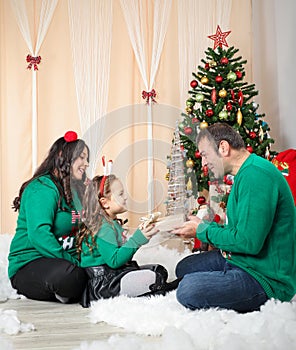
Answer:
[
  {"left": 76, "top": 174, "right": 117, "bottom": 258},
  {"left": 12, "top": 135, "right": 89, "bottom": 211}
]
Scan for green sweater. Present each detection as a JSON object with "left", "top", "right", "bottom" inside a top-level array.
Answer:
[
  {"left": 80, "top": 219, "right": 148, "bottom": 268},
  {"left": 8, "top": 174, "right": 82, "bottom": 278},
  {"left": 197, "top": 154, "right": 296, "bottom": 302}
]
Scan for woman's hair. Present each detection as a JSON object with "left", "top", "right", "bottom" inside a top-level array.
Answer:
[
  {"left": 196, "top": 122, "right": 245, "bottom": 152},
  {"left": 12, "top": 135, "right": 89, "bottom": 211},
  {"left": 76, "top": 174, "right": 117, "bottom": 258}
]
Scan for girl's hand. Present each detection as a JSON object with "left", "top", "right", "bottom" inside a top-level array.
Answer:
[{"left": 139, "top": 223, "right": 159, "bottom": 239}]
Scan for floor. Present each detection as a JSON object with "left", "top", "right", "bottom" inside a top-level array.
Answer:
[{"left": 1, "top": 298, "right": 142, "bottom": 350}]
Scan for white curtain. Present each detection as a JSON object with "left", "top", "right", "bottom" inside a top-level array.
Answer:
[
  {"left": 9, "top": 0, "right": 58, "bottom": 173},
  {"left": 68, "top": 0, "right": 113, "bottom": 176},
  {"left": 120, "top": 0, "right": 172, "bottom": 213},
  {"left": 178, "top": 0, "right": 232, "bottom": 108}
]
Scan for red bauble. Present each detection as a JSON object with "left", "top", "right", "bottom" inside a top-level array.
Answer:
[
  {"left": 214, "top": 214, "right": 221, "bottom": 223},
  {"left": 220, "top": 57, "right": 229, "bottom": 65},
  {"left": 180, "top": 145, "right": 184, "bottom": 151},
  {"left": 190, "top": 80, "right": 198, "bottom": 88},
  {"left": 215, "top": 75, "right": 223, "bottom": 83},
  {"left": 197, "top": 196, "right": 206, "bottom": 205},
  {"left": 184, "top": 126, "right": 193, "bottom": 135},
  {"left": 237, "top": 90, "right": 244, "bottom": 107},
  {"left": 205, "top": 63, "right": 210, "bottom": 70},
  {"left": 203, "top": 165, "right": 209, "bottom": 176},
  {"left": 195, "top": 150, "right": 201, "bottom": 158},
  {"left": 206, "top": 109, "right": 214, "bottom": 117},
  {"left": 246, "top": 145, "right": 253, "bottom": 153},
  {"left": 192, "top": 117, "right": 198, "bottom": 123},
  {"left": 64, "top": 131, "right": 78, "bottom": 142},
  {"left": 249, "top": 131, "right": 256, "bottom": 139},
  {"left": 235, "top": 70, "right": 243, "bottom": 79},
  {"left": 226, "top": 101, "right": 233, "bottom": 111}
]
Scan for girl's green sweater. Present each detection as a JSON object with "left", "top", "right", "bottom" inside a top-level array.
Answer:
[
  {"left": 8, "top": 175, "right": 82, "bottom": 278},
  {"left": 197, "top": 154, "right": 296, "bottom": 302},
  {"left": 80, "top": 219, "right": 148, "bottom": 268}
]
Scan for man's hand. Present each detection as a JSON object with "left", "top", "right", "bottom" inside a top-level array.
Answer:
[{"left": 171, "top": 215, "right": 202, "bottom": 238}]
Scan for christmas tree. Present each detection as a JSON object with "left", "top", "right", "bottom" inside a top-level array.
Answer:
[{"left": 179, "top": 26, "right": 275, "bottom": 203}]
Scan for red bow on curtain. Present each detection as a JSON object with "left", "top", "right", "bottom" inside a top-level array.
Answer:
[
  {"left": 26, "top": 54, "right": 42, "bottom": 70},
  {"left": 142, "top": 89, "right": 157, "bottom": 104}
]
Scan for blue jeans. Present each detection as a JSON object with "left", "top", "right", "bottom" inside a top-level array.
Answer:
[{"left": 175, "top": 250, "right": 268, "bottom": 313}]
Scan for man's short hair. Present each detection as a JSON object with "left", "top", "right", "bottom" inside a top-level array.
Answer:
[{"left": 196, "top": 123, "right": 245, "bottom": 150}]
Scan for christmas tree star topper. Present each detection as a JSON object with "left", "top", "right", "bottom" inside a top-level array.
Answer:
[{"left": 208, "top": 25, "right": 231, "bottom": 50}]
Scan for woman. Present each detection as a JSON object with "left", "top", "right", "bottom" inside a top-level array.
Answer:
[{"left": 8, "top": 131, "right": 89, "bottom": 303}]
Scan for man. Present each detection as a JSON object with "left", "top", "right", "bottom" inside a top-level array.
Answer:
[{"left": 173, "top": 123, "right": 296, "bottom": 313}]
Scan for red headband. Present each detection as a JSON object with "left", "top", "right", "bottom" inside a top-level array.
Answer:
[{"left": 99, "top": 156, "right": 113, "bottom": 197}]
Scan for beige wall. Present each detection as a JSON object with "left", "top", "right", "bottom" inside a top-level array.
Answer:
[{"left": 0, "top": 0, "right": 252, "bottom": 233}]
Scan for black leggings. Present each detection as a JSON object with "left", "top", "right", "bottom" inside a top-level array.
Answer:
[{"left": 11, "top": 257, "right": 87, "bottom": 303}]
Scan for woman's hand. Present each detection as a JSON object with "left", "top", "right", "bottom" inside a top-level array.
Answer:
[{"left": 139, "top": 223, "right": 159, "bottom": 239}]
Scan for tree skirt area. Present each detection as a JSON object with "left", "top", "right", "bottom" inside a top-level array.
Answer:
[{"left": 1, "top": 233, "right": 296, "bottom": 350}]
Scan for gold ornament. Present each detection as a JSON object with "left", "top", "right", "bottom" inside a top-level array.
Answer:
[
  {"left": 218, "top": 88, "right": 227, "bottom": 98},
  {"left": 186, "top": 159, "right": 195, "bottom": 168},
  {"left": 237, "top": 108, "right": 243, "bottom": 125},
  {"left": 200, "top": 120, "right": 208, "bottom": 129},
  {"left": 185, "top": 106, "right": 193, "bottom": 114},
  {"left": 209, "top": 60, "right": 217, "bottom": 67},
  {"left": 187, "top": 178, "right": 193, "bottom": 191},
  {"left": 165, "top": 172, "right": 170, "bottom": 181},
  {"left": 200, "top": 76, "right": 209, "bottom": 85}
]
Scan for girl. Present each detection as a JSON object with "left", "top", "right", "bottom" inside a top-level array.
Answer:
[
  {"left": 77, "top": 174, "right": 178, "bottom": 307},
  {"left": 8, "top": 131, "right": 89, "bottom": 303}
]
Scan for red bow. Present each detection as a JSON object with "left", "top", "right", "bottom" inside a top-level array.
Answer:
[
  {"left": 142, "top": 89, "right": 157, "bottom": 104},
  {"left": 26, "top": 54, "right": 41, "bottom": 70}
]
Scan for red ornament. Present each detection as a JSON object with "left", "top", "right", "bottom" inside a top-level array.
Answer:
[
  {"left": 235, "top": 70, "right": 243, "bottom": 79},
  {"left": 246, "top": 145, "right": 253, "bottom": 153},
  {"left": 237, "top": 90, "right": 244, "bottom": 107},
  {"left": 190, "top": 80, "right": 198, "bottom": 88},
  {"left": 215, "top": 75, "right": 223, "bottom": 83},
  {"left": 197, "top": 196, "right": 206, "bottom": 205},
  {"left": 214, "top": 214, "right": 221, "bottom": 223},
  {"left": 206, "top": 109, "right": 214, "bottom": 117},
  {"left": 230, "top": 89, "right": 235, "bottom": 101},
  {"left": 203, "top": 165, "right": 209, "bottom": 176},
  {"left": 211, "top": 88, "right": 217, "bottom": 104},
  {"left": 184, "top": 126, "right": 193, "bottom": 135},
  {"left": 208, "top": 25, "right": 231, "bottom": 50},
  {"left": 180, "top": 145, "right": 184, "bottom": 151},
  {"left": 226, "top": 101, "right": 233, "bottom": 111},
  {"left": 64, "top": 131, "right": 78, "bottom": 142},
  {"left": 192, "top": 117, "right": 198, "bottom": 123},
  {"left": 26, "top": 54, "right": 41, "bottom": 70},
  {"left": 205, "top": 63, "right": 210, "bottom": 70},
  {"left": 249, "top": 131, "right": 256, "bottom": 139},
  {"left": 195, "top": 150, "right": 201, "bottom": 158},
  {"left": 220, "top": 57, "right": 229, "bottom": 65}
]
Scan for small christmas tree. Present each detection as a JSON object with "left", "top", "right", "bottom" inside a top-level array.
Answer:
[
  {"left": 165, "top": 123, "right": 188, "bottom": 218},
  {"left": 179, "top": 26, "right": 275, "bottom": 200}
]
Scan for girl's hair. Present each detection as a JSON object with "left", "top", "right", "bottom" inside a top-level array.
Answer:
[
  {"left": 12, "top": 136, "right": 89, "bottom": 211},
  {"left": 76, "top": 174, "right": 117, "bottom": 258}
]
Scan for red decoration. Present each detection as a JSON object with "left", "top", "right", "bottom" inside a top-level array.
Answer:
[
  {"left": 226, "top": 101, "right": 233, "bottom": 111},
  {"left": 197, "top": 196, "right": 206, "bottom": 205},
  {"left": 246, "top": 145, "right": 253, "bottom": 153},
  {"left": 205, "top": 63, "right": 210, "bottom": 70},
  {"left": 249, "top": 131, "right": 256, "bottom": 139},
  {"left": 215, "top": 75, "right": 223, "bottom": 83},
  {"left": 206, "top": 109, "right": 214, "bottom": 117},
  {"left": 203, "top": 165, "right": 209, "bottom": 176},
  {"left": 211, "top": 88, "right": 217, "bottom": 104},
  {"left": 142, "top": 89, "right": 157, "bottom": 104},
  {"left": 184, "top": 126, "right": 193, "bottom": 135},
  {"left": 237, "top": 90, "right": 244, "bottom": 107},
  {"left": 195, "top": 150, "right": 201, "bottom": 158},
  {"left": 214, "top": 214, "right": 221, "bottom": 223},
  {"left": 192, "top": 117, "right": 198, "bottom": 123},
  {"left": 220, "top": 57, "right": 229, "bottom": 65},
  {"left": 235, "top": 70, "right": 243, "bottom": 79},
  {"left": 190, "top": 80, "right": 198, "bottom": 88},
  {"left": 64, "top": 131, "right": 78, "bottom": 142},
  {"left": 26, "top": 54, "right": 41, "bottom": 70},
  {"left": 208, "top": 25, "right": 231, "bottom": 50},
  {"left": 230, "top": 89, "right": 235, "bottom": 101}
]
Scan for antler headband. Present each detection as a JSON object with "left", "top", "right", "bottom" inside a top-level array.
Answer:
[{"left": 99, "top": 156, "right": 113, "bottom": 197}]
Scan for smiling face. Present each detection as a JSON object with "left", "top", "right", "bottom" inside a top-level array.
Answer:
[
  {"left": 71, "top": 146, "right": 89, "bottom": 180},
  {"left": 103, "top": 179, "right": 127, "bottom": 219},
  {"left": 198, "top": 136, "right": 225, "bottom": 179}
]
